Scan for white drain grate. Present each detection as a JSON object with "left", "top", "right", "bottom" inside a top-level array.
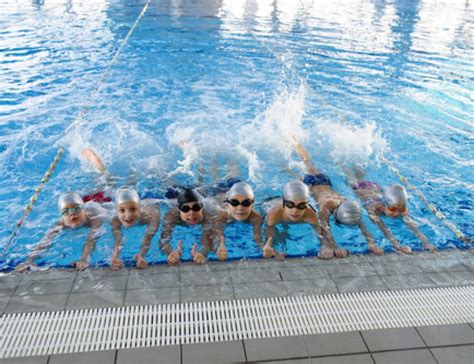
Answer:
[{"left": 0, "top": 286, "right": 472, "bottom": 358}]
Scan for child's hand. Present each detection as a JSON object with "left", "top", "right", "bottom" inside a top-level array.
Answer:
[
  {"left": 110, "top": 256, "right": 123, "bottom": 271},
  {"left": 334, "top": 248, "right": 349, "bottom": 258},
  {"left": 275, "top": 251, "right": 286, "bottom": 261},
  {"left": 425, "top": 243, "right": 437, "bottom": 253},
  {"left": 134, "top": 254, "right": 148, "bottom": 269},
  {"left": 262, "top": 237, "right": 275, "bottom": 258},
  {"left": 191, "top": 243, "right": 206, "bottom": 264},
  {"left": 217, "top": 237, "right": 227, "bottom": 261},
  {"left": 73, "top": 260, "right": 89, "bottom": 271},
  {"left": 318, "top": 247, "right": 334, "bottom": 259},
  {"left": 399, "top": 245, "right": 412, "bottom": 254},
  {"left": 15, "top": 262, "right": 35, "bottom": 273},
  {"left": 167, "top": 241, "right": 182, "bottom": 265},
  {"left": 368, "top": 244, "right": 384, "bottom": 256}
]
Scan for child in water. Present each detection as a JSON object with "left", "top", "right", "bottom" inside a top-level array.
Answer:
[
  {"left": 15, "top": 148, "right": 110, "bottom": 272},
  {"left": 294, "top": 143, "right": 383, "bottom": 258},
  {"left": 349, "top": 167, "right": 436, "bottom": 253},
  {"left": 264, "top": 180, "right": 325, "bottom": 260},
  {"left": 110, "top": 187, "right": 160, "bottom": 270},
  {"left": 160, "top": 188, "right": 222, "bottom": 265},
  {"left": 215, "top": 182, "right": 265, "bottom": 255}
]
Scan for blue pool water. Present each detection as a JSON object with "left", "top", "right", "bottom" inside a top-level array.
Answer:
[{"left": 0, "top": 0, "right": 472, "bottom": 271}]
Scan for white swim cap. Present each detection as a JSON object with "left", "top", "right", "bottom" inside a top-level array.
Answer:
[
  {"left": 226, "top": 182, "right": 254, "bottom": 200},
  {"left": 335, "top": 201, "right": 361, "bottom": 226},
  {"left": 115, "top": 187, "right": 139, "bottom": 205},
  {"left": 383, "top": 184, "right": 408, "bottom": 207},
  {"left": 58, "top": 192, "right": 84, "bottom": 211},
  {"left": 283, "top": 180, "right": 309, "bottom": 201}
]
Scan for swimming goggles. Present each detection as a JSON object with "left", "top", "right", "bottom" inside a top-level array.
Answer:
[
  {"left": 387, "top": 205, "right": 407, "bottom": 214},
  {"left": 283, "top": 199, "right": 308, "bottom": 210},
  {"left": 179, "top": 203, "right": 203, "bottom": 213},
  {"left": 61, "top": 206, "right": 83, "bottom": 215},
  {"left": 226, "top": 198, "right": 254, "bottom": 207}
]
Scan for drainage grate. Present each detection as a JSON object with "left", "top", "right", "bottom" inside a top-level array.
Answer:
[{"left": 0, "top": 286, "right": 472, "bottom": 358}]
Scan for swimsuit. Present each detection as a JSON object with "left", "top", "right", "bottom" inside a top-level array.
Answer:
[
  {"left": 303, "top": 173, "right": 332, "bottom": 187},
  {"left": 82, "top": 191, "right": 112, "bottom": 204},
  {"left": 351, "top": 180, "right": 383, "bottom": 210},
  {"left": 351, "top": 180, "right": 382, "bottom": 192}
]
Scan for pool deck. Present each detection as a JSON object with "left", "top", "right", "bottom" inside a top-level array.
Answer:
[{"left": 0, "top": 248, "right": 473, "bottom": 363}]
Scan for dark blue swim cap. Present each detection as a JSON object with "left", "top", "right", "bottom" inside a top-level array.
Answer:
[{"left": 177, "top": 188, "right": 203, "bottom": 208}]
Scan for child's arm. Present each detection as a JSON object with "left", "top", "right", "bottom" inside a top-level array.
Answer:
[
  {"left": 159, "top": 210, "right": 182, "bottom": 264},
  {"left": 317, "top": 207, "right": 340, "bottom": 259},
  {"left": 15, "top": 223, "right": 63, "bottom": 272},
  {"left": 370, "top": 214, "right": 412, "bottom": 254},
  {"left": 110, "top": 217, "right": 124, "bottom": 270},
  {"left": 135, "top": 206, "right": 160, "bottom": 268},
  {"left": 251, "top": 211, "right": 264, "bottom": 248},
  {"left": 403, "top": 216, "right": 437, "bottom": 252},
  {"left": 359, "top": 221, "right": 383, "bottom": 255},
  {"left": 75, "top": 218, "right": 103, "bottom": 270},
  {"left": 263, "top": 209, "right": 278, "bottom": 258}
]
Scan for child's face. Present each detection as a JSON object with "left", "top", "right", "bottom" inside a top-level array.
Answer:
[
  {"left": 385, "top": 203, "right": 407, "bottom": 218},
  {"left": 179, "top": 202, "right": 204, "bottom": 225},
  {"left": 283, "top": 198, "right": 308, "bottom": 222},
  {"left": 227, "top": 194, "right": 253, "bottom": 221},
  {"left": 61, "top": 203, "right": 87, "bottom": 228},
  {"left": 117, "top": 201, "right": 140, "bottom": 227}
]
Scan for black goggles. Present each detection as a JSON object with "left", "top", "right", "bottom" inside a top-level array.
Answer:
[
  {"left": 283, "top": 199, "right": 308, "bottom": 210},
  {"left": 179, "top": 203, "right": 203, "bottom": 213},
  {"left": 226, "top": 198, "right": 254, "bottom": 207}
]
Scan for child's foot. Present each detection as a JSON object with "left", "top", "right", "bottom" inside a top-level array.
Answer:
[{"left": 318, "top": 248, "right": 334, "bottom": 259}]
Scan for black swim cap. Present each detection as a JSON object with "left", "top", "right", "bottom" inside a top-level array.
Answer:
[{"left": 177, "top": 188, "right": 203, "bottom": 208}]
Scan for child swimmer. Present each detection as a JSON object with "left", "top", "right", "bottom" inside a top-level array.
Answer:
[{"left": 110, "top": 187, "right": 160, "bottom": 270}]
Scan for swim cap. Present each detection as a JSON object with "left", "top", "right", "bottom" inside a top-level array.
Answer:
[
  {"left": 58, "top": 192, "right": 84, "bottom": 211},
  {"left": 226, "top": 182, "right": 254, "bottom": 200},
  {"left": 177, "top": 188, "right": 203, "bottom": 208},
  {"left": 283, "top": 180, "right": 309, "bottom": 201},
  {"left": 115, "top": 187, "right": 139, "bottom": 205},
  {"left": 335, "top": 201, "right": 361, "bottom": 226},
  {"left": 383, "top": 184, "right": 408, "bottom": 207}
]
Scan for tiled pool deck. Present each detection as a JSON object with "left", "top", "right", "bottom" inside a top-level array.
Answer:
[{"left": 0, "top": 249, "right": 473, "bottom": 363}]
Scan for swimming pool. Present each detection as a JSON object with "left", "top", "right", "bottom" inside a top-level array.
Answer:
[{"left": 0, "top": 0, "right": 472, "bottom": 271}]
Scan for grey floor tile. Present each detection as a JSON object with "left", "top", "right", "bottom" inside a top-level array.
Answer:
[
  {"left": 372, "top": 261, "right": 423, "bottom": 275},
  {"left": 245, "top": 336, "right": 309, "bottom": 362},
  {"left": 426, "top": 271, "right": 474, "bottom": 287},
  {"left": 117, "top": 345, "right": 180, "bottom": 364},
  {"left": 372, "top": 349, "right": 436, "bottom": 363},
  {"left": 182, "top": 340, "right": 245, "bottom": 363},
  {"left": 180, "top": 270, "right": 231, "bottom": 286},
  {"left": 303, "top": 332, "right": 367, "bottom": 357},
  {"left": 49, "top": 350, "right": 116, "bottom": 364},
  {"left": 416, "top": 258, "right": 470, "bottom": 273},
  {"left": 15, "top": 279, "right": 73, "bottom": 296},
  {"left": 381, "top": 274, "right": 436, "bottom": 290},
  {"left": 6, "top": 294, "right": 68, "bottom": 313},
  {"left": 66, "top": 290, "right": 124, "bottom": 310},
  {"left": 361, "top": 328, "right": 425, "bottom": 351},
  {"left": 180, "top": 284, "right": 234, "bottom": 302},
  {"left": 230, "top": 268, "right": 281, "bottom": 283},
  {"left": 72, "top": 275, "right": 128, "bottom": 293},
  {"left": 311, "top": 354, "right": 373, "bottom": 364},
  {"left": 417, "top": 324, "right": 474, "bottom": 346},
  {"left": 124, "top": 287, "right": 179, "bottom": 305},
  {"left": 77, "top": 267, "right": 129, "bottom": 277},
  {"left": 431, "top": 345, "right": 474, "bottom": 364},
  {"left": 127, "top": 272, "right": 179, "bottom": 290},
  {"left": 334, "top": 276, "right": 387, "bottom": 293},
  {"left": 21, "top": 270, "right": 77, "bottom": 281},
  {"left": 279, "top": 266, "right": 328, "bottom": 281},
  {"left": 0, "top": 357, "right": 49, "bottom": 364},
  {"left": 263, "top": 360, "right": 312, "bottom": 364},
  {"left": 326, "top": 263, "right": 377, "bottom": 279},
  {"left": 0, "top": 278, "right": 20, "bottom": 297},
  {"left": 180, "top": 262, "right": 229, "bottom": 272},
  {"left": 0, "top": 296, "right": 10, "bottom": 314}
]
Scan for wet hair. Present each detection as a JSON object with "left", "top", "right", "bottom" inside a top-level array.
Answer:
[
  {"left": 177, "top": 188, "right": 203, "bottom": 208},
  {"left": 226, "top": 182, "right": 254, "bottom": 200},
  {"left": 283, "top": 180, "right": 309, "bottom": 201},
  {"left": 335, "top": 201, "right": 361, "bottom": 226},
  {"left": 115, "top": 187, "right": 139, "bottom": 205},
  {"left": 58, "top": 192, "right": 84, "bottom": 211},
  {"left": 383, "top": 184, "right": 408, "bottom": 207}
]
